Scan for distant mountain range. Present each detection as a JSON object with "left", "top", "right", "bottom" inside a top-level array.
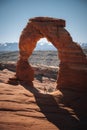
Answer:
[
  {"left": 0, "top": 42, "right": 87, "bottom": 52},
  {"left": 0, "top": 42, "right": 18, "bottom": 52},
  {"left": 79, "top": 43, "right": 87, "bottom": 49},
  {"left": 0, "top": 42, "right": 57, "bottom": 51}
]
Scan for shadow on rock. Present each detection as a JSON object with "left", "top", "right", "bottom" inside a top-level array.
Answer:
[{"left": 21, "top": 83, "right": 85, "bottom": 130}]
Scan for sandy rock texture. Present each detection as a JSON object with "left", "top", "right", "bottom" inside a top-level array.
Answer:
[
  {"left": 0, "top": 66, "right": 87, "bottom": 130},
  {"left": 16, "top": 17, "right": 87, "bottom": 91}
]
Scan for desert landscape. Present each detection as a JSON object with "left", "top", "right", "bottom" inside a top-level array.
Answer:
[
  {"left": 0, "top": 0, "right": 87, "bottom": 128},
  {"left": 0, "top": 50, "right": 87, "bottom": 130}
]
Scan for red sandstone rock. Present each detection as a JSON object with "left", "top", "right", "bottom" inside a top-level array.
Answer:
[
  {"left": 16, "top": 17, "right": 87, "bottom": 91},
  {"left": 16, "top": 59, "right": 34, "bottom": 86}
]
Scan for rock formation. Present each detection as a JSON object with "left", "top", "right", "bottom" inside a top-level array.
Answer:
[{"left": 16, "top": 17, "right": 87, "bottom": 91}]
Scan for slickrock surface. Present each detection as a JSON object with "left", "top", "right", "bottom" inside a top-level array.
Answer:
[
  {"left": 16, "top": 17, "right": 87, "bottom": 91},
  {"left": 0, "top": 66, "right": 87, "bottom": 130}
]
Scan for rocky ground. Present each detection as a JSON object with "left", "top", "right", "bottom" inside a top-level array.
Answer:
[
  {"left": 0, "top": 51, "right": 59, "bottom": 66},
  {"left": 0, "top": 51, "right": 87, "bottom": 130}
]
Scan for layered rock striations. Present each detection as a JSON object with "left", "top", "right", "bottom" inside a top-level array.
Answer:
[{"left": 16, "top": 17, "right": 87, "bottom": 91}]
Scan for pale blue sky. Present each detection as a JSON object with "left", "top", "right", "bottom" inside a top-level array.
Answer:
[{"left": 0, "top": 0, "right": 87, "bottom": 43}]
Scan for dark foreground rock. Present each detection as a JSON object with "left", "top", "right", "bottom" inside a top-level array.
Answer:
[{"left": 0, "top": 68, "right": 87, "bottom": 130}]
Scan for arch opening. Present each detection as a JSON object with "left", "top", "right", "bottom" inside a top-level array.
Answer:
[
  {"left": 29, "top": 37, "right": 59, "bottom": 66},
  {"left": 29, "top": 37, "right": 59, "bottom": 93}
]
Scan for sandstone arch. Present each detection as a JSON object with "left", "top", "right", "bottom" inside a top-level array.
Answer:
[{"left": 16, "top": 17, "right": 87, "bottom": 91}]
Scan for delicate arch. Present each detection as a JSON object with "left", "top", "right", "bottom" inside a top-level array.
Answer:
[{"left": 16, "top": 17, "right": 87, "bottom": 91}]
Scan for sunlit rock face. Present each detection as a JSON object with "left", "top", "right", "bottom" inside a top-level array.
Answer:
[{"left": 16, "top": 17, "right": 87, "bottom": 91}]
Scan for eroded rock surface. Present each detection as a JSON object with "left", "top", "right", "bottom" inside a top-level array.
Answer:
[
  {"left": 0, "top": 69, "right": 87, "bottom": 130},
  {"left": 16, "top": 17, "right": 87, "bottom": 91}
]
